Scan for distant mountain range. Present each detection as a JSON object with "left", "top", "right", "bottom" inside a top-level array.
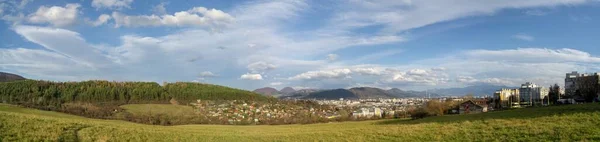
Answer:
[
  {"left": 0, "top": 72, "right": 26, "bottom": 82},
  {"left": 253, "top": 87, "right": 280, "bottom": 96},
  {"left": 254, "top": 84, "right": 511, "bottom": 100},
  {"left": 428, "top": 84, "right": 514, "bottom": 97}
]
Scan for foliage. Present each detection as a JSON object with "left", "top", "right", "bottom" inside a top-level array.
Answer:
[
  {"left": 2, "top": 103, "right": 600, "bottom": 141},
  {"left": 422, "top": 100, "right": 459, "bottom": 117},
  {"left": 549, "top": 84, "right": 561, "bottom": 104},
  {"left": 409, "top": 107, "right": 429, "bottom": 120},
  {"left": 0, "top": 80, "right": 269, "bottom": 106}
]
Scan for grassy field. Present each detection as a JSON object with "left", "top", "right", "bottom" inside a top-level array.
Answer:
[
  {"left": 1, "top": 103, "right": 600, "bottom": 141},
  {"left": 120, "top": 104, "right": 197, "bottom": 116}
]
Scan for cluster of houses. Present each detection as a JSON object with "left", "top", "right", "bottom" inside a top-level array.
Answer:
[
  {"left": 190, "top": 100, "right": 345, "bottom": 124},
  {"left": 315, "top": 98, "right": 428, "bottom": 118}
]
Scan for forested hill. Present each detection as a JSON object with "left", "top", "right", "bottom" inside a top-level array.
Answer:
[{"left": 0, "top": 80, "right": 271, "bottom": 107}]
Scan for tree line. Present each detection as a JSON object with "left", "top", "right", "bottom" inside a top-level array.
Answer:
[{"left": 0, "top": 80, "right": 270, "bottom": 112}]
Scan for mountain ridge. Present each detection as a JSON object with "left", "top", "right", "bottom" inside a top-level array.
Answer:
[
  {"left": 0, "top": 72, "right": 26, "bottom": 82},
  {"left": 257, "top": 84, "right": 509, "bottom": 100}
]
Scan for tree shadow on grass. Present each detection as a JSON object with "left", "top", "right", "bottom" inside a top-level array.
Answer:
[{"left": 376, "top": 103, "right": 600, "bottom": 125}]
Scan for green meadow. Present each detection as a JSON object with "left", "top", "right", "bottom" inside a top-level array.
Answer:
[{"left": 1, "top": 103, "right": 599, "bottom": 141}]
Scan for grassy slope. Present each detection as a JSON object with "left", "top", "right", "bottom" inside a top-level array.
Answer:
[
  {"left": 1, "top": 103, "right": 600, "bottom": 141},
  {"left": 120, "top": 104, "right": 197, "bottom": 116}
]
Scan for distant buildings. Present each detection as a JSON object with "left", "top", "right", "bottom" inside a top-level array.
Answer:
[
  {"left": 352, "top": 107, "right": 383, "bottom": 118},
  {"left": 518, "top": 82, "right": 549, "bottom": 106},
  {"left": 564, "top": 71, "right": 600, "bottom": 102},
  {"left": 494, "top": 82, "right": 548, "bottom": 108},
  {"left": 494, "top": 88, "right": 519, "bottom": 108}
]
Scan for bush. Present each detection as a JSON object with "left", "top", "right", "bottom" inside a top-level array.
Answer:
[{"left": 410, "top": 108, "right": 430, "bottom": 120}]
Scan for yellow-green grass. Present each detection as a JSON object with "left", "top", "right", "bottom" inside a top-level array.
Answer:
[
  {"left": 1, "top": 103, "right": 600, "bottom": 141},
  {"left": 120, "top": 104, "right": 197, "bottom": 116}
]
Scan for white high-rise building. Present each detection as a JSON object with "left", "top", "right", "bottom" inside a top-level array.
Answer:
[{"left": 519, "top": 82, "right": 549, "bottom": 106}]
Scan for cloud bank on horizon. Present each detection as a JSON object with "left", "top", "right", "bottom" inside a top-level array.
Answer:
[{"left": 1, "top": 0, "right": 599, "bottom": 90}]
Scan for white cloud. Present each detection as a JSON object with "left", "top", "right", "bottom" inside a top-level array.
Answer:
[
  {"left": 28, "top": 3, "right": 80, "bottom": 27},
  {"left": 352, "top": 67, "right": 386, "bottom": 76},
  {"left": 431, "top": 67, "right": 446, "bottom": 71},
  {"left": 327, "top": 54, "right": 339, "bottom": 61},
  {"left": 512, "top": 33, "right": 535, "bottom": 41},
  {"left": 407, "top": 69, "right": 429, "bottom": 76},
  {"left": 247, "top": 61, "right": 276, "bottom": 73},
  {"left": 152, "top": 2, "right": 168, "bottom": 15},
  {"left": 13, "top": 25, "right": 112, "bottom": 66},
  {"left": 240, "top": 73, "right": 263, "bottom": 80},
  {"left": 289, "top": 68, "right": 352, "bottom": 80},
  {"left": 86, "top": 14, "right": 111, "bottom": 26},
  {"left": 464, "top": 48, "right": 600, "bottom": 63},
  {"left": 269, "top": 82, "right": 283, "bottom": 86},
  {"left": 111, "top": 7, "right": 234, "bottom": 30},
  {"left": 324, "top": 0, "right": 589, "bottom": 38},
  {"left": 92, "top": 0, "right": 133, "bottom": 10},
  {"left": 286, "top": 47, "right": 600, "bottom": 89},
  {"left": 199, "top": 71, "right": 218, "bottom": 77}
]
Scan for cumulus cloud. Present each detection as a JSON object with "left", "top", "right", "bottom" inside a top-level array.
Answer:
[
  {"left": 86, "top": 14, "right": 111, "bottom": 26},
  {"left": 240, "top": 73, "right": 263, "bottom": 80},
  {"left": 28, "top": 3, "right": 80, "bottom": 27},
  {"left": 289, "top": 69, "right": 352, "bottom": 80},
  {"left": 152, "top": 2, "right": 168, "bottom": 15},
  {"left": 287, "top": 47, "right": 600, "bottom": 89},
  {"left": 111, "top": 7, "right": 234, "bottom": 30},
  {"left": 247, "top": 61, "right": 276, "bottom": 73},
  {"left": 92, "top": 0, "right": 133, "bottom": 10},
  {"left": 512, "top": 33, "right": 535, "bottom": 41}
]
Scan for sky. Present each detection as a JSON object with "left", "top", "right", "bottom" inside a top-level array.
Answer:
[{"left": 1, "top": 0, "right": 600, "bottom": 91}]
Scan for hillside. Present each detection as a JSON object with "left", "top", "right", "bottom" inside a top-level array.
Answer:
[
  {"left": 302, "top": 87, "right": 431, "bottom": 100},
  {"left": 253, "top": 87, "right": 279, "bottom": 96},
  {"left": 0, "top": 72, "right": 25, "bottom": 82},
  {"left": 348, "top": 87, "right": 395, "bottom": 99},
  {"left": 303, "top": 89, "right": 357, "bottom": 100},
  {"left": 0, "top": 80, "right": 271, "bottom": 120},
  {"left": 1, "top": 103, "right": 599, "bottom": 141},
  {"left": 279, "top": 87, "right": 296, "bottom": 94}
]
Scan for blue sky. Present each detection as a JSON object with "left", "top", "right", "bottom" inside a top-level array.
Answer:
[{"left": 1, "top": 0, "right": 600, "bottom": 91}]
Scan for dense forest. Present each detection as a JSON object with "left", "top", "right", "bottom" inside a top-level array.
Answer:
[{"left": 0, "top": 80, "right": 271, "bottom": 118}]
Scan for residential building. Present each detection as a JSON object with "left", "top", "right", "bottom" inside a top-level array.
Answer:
[
  {"left": 458, "top": 100, "right": 487, "bottom": 114},
  {"left": 565, "top": 71, "right": 579, "bottom": 97},
  {"left": 494, "top": 88, "right": 519, "bottom": 108},
  {"left": 564, "top": 71, "right": 600, "bottom": 102},
  {"left": 518, "top": 82, "right": 549, "bottom": 106}
]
